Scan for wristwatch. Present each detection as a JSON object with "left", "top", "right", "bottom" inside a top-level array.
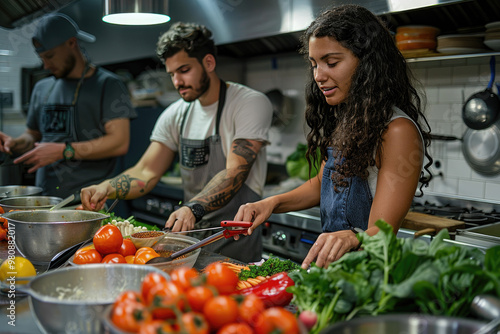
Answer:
[
  {"left": 63, "top": 141, "right": 75, "bottom": 160},
  {"left": 184, "top": 202, "right": 205, "bottom": 223}
]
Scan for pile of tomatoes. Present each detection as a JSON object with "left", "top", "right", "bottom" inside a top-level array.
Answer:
[
  {"left": 0, "top": 207, "right": 9, "bottom": 241},
  {"left": 73, "top": 224, "right": 160, "bottom": 265},
  {"left": 109, "top": 263, "right": 301, "bottom": 334}
]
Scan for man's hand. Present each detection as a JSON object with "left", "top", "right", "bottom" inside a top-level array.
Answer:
[
  {"left": 80, "top": 184, "right": 110, "bottom": 211},
  {"left": 14, "top": 142, "right": 65, "bottom": 173},
  {"left": 165, "top": 206, "right": 196, "bottom": 232},
  {"left": 0, "top": 133, "right": 16, "bottom": 154}
]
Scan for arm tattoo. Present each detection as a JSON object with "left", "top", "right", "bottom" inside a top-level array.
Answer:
[
  {"left": 110, "top": 174, "right": 150, "bottom": 199},
  {"left": 195, "top": 139, "right": 258, "bottom": 212}
]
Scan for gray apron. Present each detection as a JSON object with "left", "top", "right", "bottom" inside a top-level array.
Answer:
[{"left": 179, "top": 80, "right": 263, "bottom": 263}]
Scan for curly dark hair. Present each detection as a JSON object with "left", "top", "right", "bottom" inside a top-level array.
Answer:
[
  {"left": 156, "top": 22, "right": 217, "bottom": 64},
  {"left": 300, "top": 4, "right": 432, "bottom": 195}
]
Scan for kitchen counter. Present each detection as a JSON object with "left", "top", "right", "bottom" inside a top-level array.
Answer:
[{"left": 0, "top": 240, "right": 239, "bottom": 333}]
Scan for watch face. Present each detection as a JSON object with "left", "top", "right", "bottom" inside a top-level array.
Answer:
[
  {"left": 64, "top": 145, "right": 75, "bottom": 160},
  {"left": 187, "top": 203, "right": 204, "bottom": 220}
]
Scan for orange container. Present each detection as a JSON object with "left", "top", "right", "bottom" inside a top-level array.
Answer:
[{"left": 395, "top": 26, "right": 439, "bottom": 51}]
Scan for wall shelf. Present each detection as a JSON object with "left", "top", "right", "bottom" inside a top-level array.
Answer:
[{"left": 406, "top": 51, "right": 500, "bottom": 63}]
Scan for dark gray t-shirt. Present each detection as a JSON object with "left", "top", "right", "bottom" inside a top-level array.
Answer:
[{"left": 26, "top": 67, "right": 136, "bottom": 198}]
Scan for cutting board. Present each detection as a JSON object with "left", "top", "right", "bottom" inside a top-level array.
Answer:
[{"left": 401, "top": 211, "right": 465, "bottom": 233}]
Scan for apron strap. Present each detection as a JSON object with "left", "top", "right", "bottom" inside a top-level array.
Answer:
[
  {"left": 180, "top": 79, "right": 227, "bottom": 136},
  {"left": 43, "top": 63, "right": 92, "bottom": 105}
]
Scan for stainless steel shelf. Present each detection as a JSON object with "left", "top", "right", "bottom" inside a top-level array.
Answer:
[{"left": 406, "top": 51, "right": 500, "bottom": 63}]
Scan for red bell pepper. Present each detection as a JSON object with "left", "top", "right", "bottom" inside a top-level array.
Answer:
[{"left": 240, "top": 272, "right": 295, "bottom": 307}]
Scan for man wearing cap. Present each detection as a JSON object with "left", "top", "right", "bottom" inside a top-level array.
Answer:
[{"left": 0, "top": 13, "right": 136, "bottom": 201}]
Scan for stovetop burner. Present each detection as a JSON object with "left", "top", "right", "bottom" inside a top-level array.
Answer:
[{"left": 411, "top": 202, "right": 500, "bottom": 228}]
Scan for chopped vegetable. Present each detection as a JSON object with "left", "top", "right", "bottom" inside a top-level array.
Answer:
[
  {"left": 99, "top": 211, "right": 159, "bottom": 235},
  {"left": 238, "top": 254, "right": 300, "bottom": 280}
]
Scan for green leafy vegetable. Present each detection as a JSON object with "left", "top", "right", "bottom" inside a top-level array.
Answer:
[
  {"left": 99, "top": 211, "right": 159, "bottom": 231},
  {"left": 286, "top": 143, "right": 320, "bottom": 180},
  {"left": 238, "top": 254, "right": 300, "bottom": 280},
  {"left": 288, "top": 220, "right": 500, "bottom": 334}
]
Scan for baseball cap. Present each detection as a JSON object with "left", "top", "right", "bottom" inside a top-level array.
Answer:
[{"left": 32, "top": 13, "right": 96, "bottom": 53}]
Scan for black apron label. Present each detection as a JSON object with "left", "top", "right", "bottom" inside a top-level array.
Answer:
[
  {"left": 41, "top": 105, "right": 73, "bottom": 137},
  {"left": 181, "top": 137, "right": 211, "bottom": 169}
]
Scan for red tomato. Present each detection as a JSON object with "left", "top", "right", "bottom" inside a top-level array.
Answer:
[
  {"left": 138, "top": 320, "right": 175, "bottom": 334},
  {"left": 147, "top": 281, "right": 185, "bottom": 319},
  {"left": 0, "top": 227, "right": 6, "bottom": 241},
  {"left": 134, "top": 250, "right": 159, "bottom": 265},
  {"left": 204, "top": 262, "right": 239, "bottom": 295},
  {"left": 170, "top": 267, "right": 199, "bottom": 290},
  {"left": 253, "top": 307, "right": 299, "bottom": 334},
  {"left": 75, "top": 243, "right": 95, "bottom": 256},
  {"left": 114, "top": 290, "right": 143, "bottom": 307},
  {"left": 179, "top": 312, "right": 209, "bottom": 334},
  {"left": 111, "top": 301, "right": 152, "bottom": 333},
  {"left": 102, "top": 253, "right": 127, "bottom": 264},
  {"left": 135, "top": 247, "right": 158, "bottom": 256},
  {"left": 238, "top": 293, "right": 265, "bottom": 327},
  {"left": 118, "top": 239, "right": 137, "bottom": 257},
  {"left": 217, "top": 323, "right": 254, "bottom": 334},
  {"left": 186, "top": 285, "right": 215, "bottom": 313},
  {"left": 73, "top": 249, "right": 102, "bottom": 264},
  {"left": 203, "top": 295, "right": 239, "bottom": 330},
  {"left": 93, "top": 224, "right": 123, "bottom": 255},
  {"left": 141, "top": 272, "right": 168, "bottom": 303}
]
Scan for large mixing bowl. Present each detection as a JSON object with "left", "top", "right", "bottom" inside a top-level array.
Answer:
[
  {"left": 18, "top": 264, "right": 169, "bottom": 334},
  {"left": 0, "top": 185, "right": 43, "bottom": 198},
  {"left": 0, "top": 196, "right": 62, "bottom": 211},
  {"left": 2, "top": 209, "right": 108, "bottom": 264}
]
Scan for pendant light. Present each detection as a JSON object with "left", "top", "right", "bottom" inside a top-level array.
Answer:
[{"left": 103, "top": 0, "right": 170, "bottom": 25}]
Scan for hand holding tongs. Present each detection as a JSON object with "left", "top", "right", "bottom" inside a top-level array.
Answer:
[{"left": 146, "top": 221, "right": 253, "bottom": 264}]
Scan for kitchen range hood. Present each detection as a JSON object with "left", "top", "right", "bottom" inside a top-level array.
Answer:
[{"left": 1, "top": 0, "right": 499, "bottom": 60}]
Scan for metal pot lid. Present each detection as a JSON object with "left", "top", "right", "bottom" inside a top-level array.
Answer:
[{"left": 462, "top": 122, "right": 500, "bottom": 175}]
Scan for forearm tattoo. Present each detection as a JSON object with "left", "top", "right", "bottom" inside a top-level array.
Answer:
[
  {"left": 196, "top": 139, "right": 258, "bottom": 212},
  {"left": 110, "top": 174, "right": 149, "bottom": 199}
]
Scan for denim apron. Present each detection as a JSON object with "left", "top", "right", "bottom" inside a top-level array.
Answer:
[
  {"left": 179, "top": 80, "right": 262, "bottom": 263},
  {"left": 320, "top": 148, "right": 373, "bottom": 232}
]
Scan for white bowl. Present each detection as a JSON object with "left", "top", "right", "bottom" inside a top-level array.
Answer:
[{"left": 484, "top": 39, "right": 500, "bottom": 51}]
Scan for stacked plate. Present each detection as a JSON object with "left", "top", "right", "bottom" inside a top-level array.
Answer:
[
  {"left": 484, "top": 21, "right": 500, "bottom": 51},
  {"left": 437, "top": 33, "right": 489, "bottom": 54},
  {"left": 395, "top": 25, "right": 440, "bottom": 51}
]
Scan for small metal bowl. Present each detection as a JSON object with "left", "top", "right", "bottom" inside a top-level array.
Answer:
[
  {"left": 0, "top": 196, "right": 62, "bottom": 211},
  {"left": 130, "top": 230, "right": 166, "bottom": 248}
]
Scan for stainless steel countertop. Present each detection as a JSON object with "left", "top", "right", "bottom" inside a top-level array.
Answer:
[{"left": 0, "top": 240, "right": 238, "bottom": 333}]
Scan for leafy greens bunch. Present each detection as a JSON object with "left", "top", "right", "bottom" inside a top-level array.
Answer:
[{"left": 288, "top": 220, "right": 500, "bottom": 334}]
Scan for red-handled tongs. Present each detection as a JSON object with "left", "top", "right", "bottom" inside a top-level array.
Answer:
[{"left": 146, "top": 221, "right": 253, "bottom": 264}]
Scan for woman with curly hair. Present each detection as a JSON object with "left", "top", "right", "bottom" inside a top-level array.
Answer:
[{"left": 234, "top": 4, "right": 433, "bottom": 268}]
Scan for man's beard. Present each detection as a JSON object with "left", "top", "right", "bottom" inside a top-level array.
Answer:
[
  {"left": 179, "top": 69, "right": 210, "bottom": 102},
  {"left": 55, "top": 54, "right": 76, "bottom": 79}
]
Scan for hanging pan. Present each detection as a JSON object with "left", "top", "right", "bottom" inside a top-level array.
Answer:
[
  {"left": 462, "top": 56, "right": 500, "bottom": 130},
  {"left": 462, "top": 121, "right": 500, "bottom": 175}
]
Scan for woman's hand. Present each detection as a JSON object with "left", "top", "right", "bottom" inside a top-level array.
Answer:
[
  {"left": 233, "top": 198, "right": 277, "bottom": 235},
  {"left": 301, "top": 229, "right": 360, "bottom": 269}
]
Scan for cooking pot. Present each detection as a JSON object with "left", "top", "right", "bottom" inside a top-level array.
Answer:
[
  {"left": 430, "top": 120, "right": 500, "bottom": 175},
  {"left": 462, "top": 56, "right": 500, "bottom": 130},
  {"left": 319, "top": 314, "right": 488, "bottom": 333}
]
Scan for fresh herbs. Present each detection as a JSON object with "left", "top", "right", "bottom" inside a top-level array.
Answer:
[
  {"left": 238, "top": 255, "right": 300, "bottom": 280},
  {"left": 99, "top": 211, "right": 159, "bottom": 231},
  {"left": 288, "top": 220, "right": 500, "bottom": 334}
]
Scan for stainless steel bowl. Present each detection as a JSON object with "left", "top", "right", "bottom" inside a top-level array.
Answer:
[
  {"left": 0, "top": 196, "right": 62, "bottom": 211},
  {"left": 2, "top": 209, "right": 108, "bottom": 264},
  {"left": 0, "top": 185, "right": 43, "bottom": 198},
  {"left": 18, "top": 264, "right": 169, "bottom": 334},
  {"left": 319, "top": 314, "right": 487, "bottom": 334}
]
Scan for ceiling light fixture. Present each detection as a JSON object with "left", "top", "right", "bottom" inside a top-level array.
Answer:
[{"left": 102, "top": 0, "right": 170, "bottom": 26}]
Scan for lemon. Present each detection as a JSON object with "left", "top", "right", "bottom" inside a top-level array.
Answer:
[{"left": 0, "top": 256, "right": 36, "bottom": 284}]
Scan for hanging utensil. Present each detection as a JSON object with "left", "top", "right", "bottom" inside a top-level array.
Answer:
[
  {"left": 146, "top": 221, "right": 253, "bottom": 264},
  {"left": 462, "top": 56, "right": 500, "bottom": 130},
  {"left": 49, "top": 193, "right": 75, "bottom": 211}
]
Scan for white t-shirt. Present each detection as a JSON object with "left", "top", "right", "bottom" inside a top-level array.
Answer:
[
  {"left": 367, "top": 106, "right": 424, "bottom": 196},
  {"left": 150, "top": 81, "right": 273, "bottom": 196}
]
